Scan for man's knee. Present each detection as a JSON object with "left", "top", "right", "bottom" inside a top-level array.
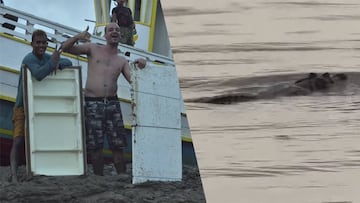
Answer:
[{"left": 12, "top": 137, "right": 25, "bottom": 147}]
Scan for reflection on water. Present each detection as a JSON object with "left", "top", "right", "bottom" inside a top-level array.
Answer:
[
  {"left": 163, "top": 0, "right": 360, "bottom": 202},
  {"left": 187, "top": 97, "right": 360, "bottom": 203}
]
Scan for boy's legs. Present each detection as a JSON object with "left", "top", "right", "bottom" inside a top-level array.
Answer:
[
  {"left": 10, "top": 137, "right": 25, "bottom": 182},
  {"left": 10, "top": 107, "right": 25, "bottom": 182}
]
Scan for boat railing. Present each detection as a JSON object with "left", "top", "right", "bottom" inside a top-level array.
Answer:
[{"left": 0, "top": 4, "right": 175, "bottom": 67}]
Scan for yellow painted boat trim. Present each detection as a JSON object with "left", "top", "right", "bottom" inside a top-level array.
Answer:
[
  {"left": 0, "top": 32, "right": 31, "bottom": 45},
  {"left": 136, "top": 21, "right": 149, "bottom": 26},
  {"left": 144, "top": 0, "right": 149, "bottom": 24},
  {"left": 0, "top": 65, "right": 19, "bottom": 74},
  {"left": 103, "top": 149, "right": 132, "bottom": 158},
  {"left": 0, "top": 32, "right": 87, "bottom": 62},
  {"left": 0, "top": 128, "right": 13, "bottom": 136},
  {"left": 124, "top": 124, "right": 132, "bottom": 130},
  {"left": 148, "top": 0, "right": 158, "bottom": 51},
  {"left": 101, "top": 0, "right": 109, "bottom": 25},
  {"left": 119, "top": 97, "right": 131, "bottom": 103},
  {"left": 182, "top": 137, "right": 193, "bottom": 143},
  {"left": 129, "top": 1, "right": 134, "bottom": 15},
  {"left": 0, "top": 95, "right": 15, "bottom": 102}
]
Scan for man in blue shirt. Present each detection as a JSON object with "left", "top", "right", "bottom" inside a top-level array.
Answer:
[{"left": 10, "top": 29, "right": 72, "bottom": 182}]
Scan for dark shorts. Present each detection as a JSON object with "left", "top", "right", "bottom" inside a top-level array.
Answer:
[{"left": 84, "top": 96, "right": 127, "bottom": 150}]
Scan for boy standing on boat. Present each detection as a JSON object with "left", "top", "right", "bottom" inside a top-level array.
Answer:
[
  {"left": 111, "top": 0, "right": 136, "bottom": 46},
  {"left": 61, "top": 23, "right": 146, "bottom": 176},
  {"left": 10, "top": 30, "right": 72, "bottom": 182}
]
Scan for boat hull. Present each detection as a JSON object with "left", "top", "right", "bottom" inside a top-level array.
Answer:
[{"left": 0, "top": 98, "right": 197, "bottom": 167}]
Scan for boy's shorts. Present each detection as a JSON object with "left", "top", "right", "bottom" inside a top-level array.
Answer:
[{"left": 12, "top": 107, "right": 25, "bottom": 137}]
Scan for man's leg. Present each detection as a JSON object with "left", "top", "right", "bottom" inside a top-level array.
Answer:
[
  {"left": 112, "top": 149, "right": 126, "bottom": 174},
  {"left": 9, "top": 136, "right": 25, "bottom": 182},
  {"left": 84, "top": 100, "right": 105, "bottom": 176},
  {"left": 106, "top": 100, "right": 127, "bottom": 174},
  {"left": 90, "top": 149, "right": 104, "bottom": 176}
]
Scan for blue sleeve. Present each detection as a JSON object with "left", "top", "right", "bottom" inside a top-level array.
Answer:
[
  {"left": 58, "top": 58, "right": 73, "bottom": 70},
  {"left": 22, "top": 55, "right": 55, "bottom": 81}
]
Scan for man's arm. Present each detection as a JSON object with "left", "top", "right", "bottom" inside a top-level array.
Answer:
[
  {"left": 24, "top": 54, "right": 57, "bottom": 81},
  {"left": 122, "top": 63, "right": 131, "bottom": 84},
  {"left": 122, "top": 58, "right": 147, "bottom": 84},
  {"left": 61, "top": 26, "right": 91, "bottom": 55},
  {"left": 58, "top": 58, "right": 73, "bottom": 69},
  {"left": 134, "top": 58, "right": 146, "bottom": 69}
]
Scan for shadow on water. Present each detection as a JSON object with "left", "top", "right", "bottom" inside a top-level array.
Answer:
[
  {"left": 184, "top": 71, "right": 360, "bottom": 104},
  {"left": 200, "top": 158, "right": 360, "bottom": 179}
]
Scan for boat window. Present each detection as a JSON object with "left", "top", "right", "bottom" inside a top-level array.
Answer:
[
  {"left": 2, "top": 13, "right": 17, "bottom": 31},
  {"left": 133, "top": 0, "right": 141, "bottom": 22},
  {"left": 94, "top": 0, "right": 110, "bottom": 26},
  {"left": 128, "top": 0, "right": 155, "bottom": 26}
]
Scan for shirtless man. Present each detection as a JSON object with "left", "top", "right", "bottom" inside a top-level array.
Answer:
[{"left": 61, "top": 23, "right": 146, "bottom": 175}]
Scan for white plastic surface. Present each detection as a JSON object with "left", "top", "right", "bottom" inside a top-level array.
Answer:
[
  {"left": 131, "top": 63, "right": 182, "bottom": 184},
  {"left": 24, "top": 67, "right": 85, "bottom": 176}
]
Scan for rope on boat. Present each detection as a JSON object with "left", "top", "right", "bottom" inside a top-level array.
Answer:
[{"left": 130, "top": 62, "right": 138, "bottom": 143}]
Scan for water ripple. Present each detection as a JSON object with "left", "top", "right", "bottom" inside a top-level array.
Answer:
[
  {"left": 201, "top": 159, "right": 360, "bottom": 178},
  {"left": 172, "top": 41, "right": 352, "bottom": 54},
  {"left": 164, "top": 7, "right": 234, "bottom": 17},
  {"left": 263, "top": 2, "right": 359, "bottom": 7},
  {"left": 301, "top": 15, "right": 360, "bottom": 21}
]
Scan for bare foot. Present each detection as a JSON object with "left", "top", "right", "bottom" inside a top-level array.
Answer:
[{"left": 8, "top": 174, "right": 18, "bottom": 183}]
